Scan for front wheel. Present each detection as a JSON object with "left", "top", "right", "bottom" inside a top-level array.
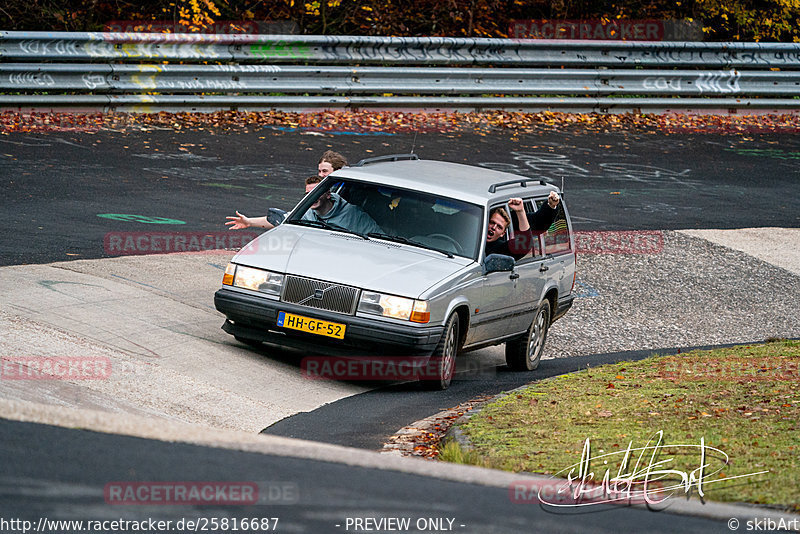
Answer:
[
  {"left": 505, "top": 299, "right": 550, "bottom": 371},
  {"left": 420, "top": 313, "right": 459, "bottom": 390}
]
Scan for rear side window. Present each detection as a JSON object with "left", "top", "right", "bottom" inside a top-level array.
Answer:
[
  {"left": 520, "top": 199, "right": 543, "bottom": 258},
  {"left": 535, "top": 199, "right": 571, "bottom": 255},
  {"left": 487, "top": 202, "right": 538, "bottom": 261}
]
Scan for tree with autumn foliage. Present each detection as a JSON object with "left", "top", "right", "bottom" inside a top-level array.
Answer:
[
  {"left": 692, "top": 0, "right": 800, "bottom": 41},
  {"left": 1, "top": 0, "right": 799, "bottom": 41},
  {"left": 178, "top": 0, "right": 222, "bottom": 31}
]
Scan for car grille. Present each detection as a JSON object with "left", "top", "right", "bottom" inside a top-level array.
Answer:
[{"left": 282, "top": 275, "right": 359, "bottom": 315}]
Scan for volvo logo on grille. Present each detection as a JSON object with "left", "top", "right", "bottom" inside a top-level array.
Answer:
[{"left": 287, "top": 275, "right": 357, "bottom": 314}]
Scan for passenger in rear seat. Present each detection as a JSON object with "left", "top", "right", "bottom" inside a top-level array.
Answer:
[
  {"left": 485, "top": 198, "right": 534, "bottom": 261},
  {"left": 316, "top": 150, "right": 347, "bottom": 178},
  {"left": 488, "top": 191, "right": 561, "bottom": 260}
]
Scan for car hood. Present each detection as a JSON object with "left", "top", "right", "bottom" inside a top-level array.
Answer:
[{"left": 233, "top": 225, "right": 473, "bottom": 298}]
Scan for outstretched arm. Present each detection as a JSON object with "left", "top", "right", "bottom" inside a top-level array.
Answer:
[
  {"left": 507, "top": 198, "right": 533, "bottom": 258},
  {"left": 508, "top": 198, "right": 530, "bottom": 232},
  {"left": 529, "top": 191, "right": 561, "bottom": 232},
  {"left": 225, "top": 211, "right": 274, "bottom": 230}
]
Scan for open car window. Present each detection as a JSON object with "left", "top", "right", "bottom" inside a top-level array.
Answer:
[
  {"left": 485, "top": 202, "right": 511, "bottom": 252},
  {"left": 484, "top": 202, "right": 539, "bottom": 262},
  {"left": 534, "top": 198, "right": 572, "bottom": 255},
  {"left": 496, "top": 199, "right": 544, "bottom": 262},
  {"left": 521, "top": 199, "right": 543, "bottom": 258},
  {"left": 287, "top": 178, "right": 484, "bottom": 260}
]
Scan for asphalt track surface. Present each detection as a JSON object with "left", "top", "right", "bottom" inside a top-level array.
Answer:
[
  {"left": 2, "top": 125, "right": 800, "bottom": 266},
  {"left": 262, "top": 345, "right": 715, "bottom": 449},
  {"left": 0, "top": 417, "right": 728, "bottom": 534},
  {"left": 3, "top": 125, "right": 800, "bottom": 532}
]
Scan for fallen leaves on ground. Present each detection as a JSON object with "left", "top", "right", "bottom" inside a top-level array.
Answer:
[{"left": 3, "top": 110, "right": 800, "bottom": 135}]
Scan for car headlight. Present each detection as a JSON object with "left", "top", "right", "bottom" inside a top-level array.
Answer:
[
  {"left": 232, "top": 265, "right": 284, "bottom": 297},
  {"left": 358, "top": 291, "right": 430, "bottom": 323},
  {"left": 222, "top": 263, "right": 236, "bottom": 286}
]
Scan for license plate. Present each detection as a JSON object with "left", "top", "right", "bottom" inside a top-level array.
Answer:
[{"left": 277, "top": 311, "right": 346, "bottom": 340}]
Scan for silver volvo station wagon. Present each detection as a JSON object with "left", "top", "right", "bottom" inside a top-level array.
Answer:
[{"left": 214, "top": 155, "right": 576, "bottom": 389}]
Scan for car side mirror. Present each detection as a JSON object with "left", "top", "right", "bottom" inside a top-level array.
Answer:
[
  {"left": 267, "top": 208, "right": 288, "bottom": 227},
  {"left": 483, "top": 253, "right": 515, "bottom": 274}
]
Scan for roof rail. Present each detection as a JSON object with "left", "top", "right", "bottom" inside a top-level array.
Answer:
[
  {"left": 352, "top": 154, "right": 419, "bottom": 167},
  {"left": 488, "top": 178, "right": 546, "bottom": 193}
]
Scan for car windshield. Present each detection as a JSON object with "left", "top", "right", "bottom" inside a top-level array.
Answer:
[{"left": 286, "top": 178, "right": 483, "bottom": 259}]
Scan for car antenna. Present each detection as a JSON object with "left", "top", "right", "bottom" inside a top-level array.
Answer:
[{"left": 410, "top": 132, "right": 417, "bottom": 154}]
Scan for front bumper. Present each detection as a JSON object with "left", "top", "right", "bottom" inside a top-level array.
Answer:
[{"left": 214, "top": 287, "right": 444, "bottom": 355}]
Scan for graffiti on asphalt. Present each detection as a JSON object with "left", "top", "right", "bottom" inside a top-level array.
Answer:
[
  {"left": 133, "top": 152, "right": 219, "bottom": 161},
  {"left": 598, "top": 163, "right": 699, "bottom": 186},
  {"left": 478, "top": 150, "right": 696, "bottom": 186},
  {"left": 141, "top": 164, "right": 306, "bottom": 184},
  {"left": 725, "top": 147, "right": 800, "bottom": 160},
  {"left": 97, "top": 214, "right": 186, "bottom": 224}
]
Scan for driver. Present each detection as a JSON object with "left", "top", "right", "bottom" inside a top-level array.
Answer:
[
  {"left": 226, "top": 151, "right": 347, "bottom": 231},
  {"left": 300, "top": 178, "right": 383, "bottom": 235}
]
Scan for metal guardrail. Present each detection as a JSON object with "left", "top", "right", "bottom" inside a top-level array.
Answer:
[
  {"left": 5, "top": 32, "right": 800, "bottom": 67},
  {"left": 3, "top": 64, "right": 800, "bottom": 96},
  {"left": 2, "top": 31, "right": 800, "bottom": 113}
]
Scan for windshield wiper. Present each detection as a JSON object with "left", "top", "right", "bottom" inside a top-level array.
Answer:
[
  {"left": 289, "top": 218, "right": 369, "bottom": 240},
  {"left": 367, "top": 232, "right": 454, "bottom": 258},
  {"left": 367, "top": 232, "right": 413, "bottom": 245}
]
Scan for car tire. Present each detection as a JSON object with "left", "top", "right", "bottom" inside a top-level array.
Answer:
[
  {"left": 421, "top": 313, "right": 459, "bottom": 390},
  {"left": 505, "top": 299, "right": 550, "bottom": 371}
]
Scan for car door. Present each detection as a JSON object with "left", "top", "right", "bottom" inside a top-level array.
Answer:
[
  {"left": 536, "top": 198, "right": 575, "bottom": 303},
  {"left": 471, "top": 263, "right": 519, "bottom": 343},
  {"left": 471, "top": 201, "right": 544, "bottom": 343},
  {"left": 503, "top": 198, "right": 549, "bottom": 336},
  {"left": 468, "top": 203, "right": 518, "bottom": 343}
]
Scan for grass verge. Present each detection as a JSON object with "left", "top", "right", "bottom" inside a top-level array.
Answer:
[{"left": 447, "top": 340, "right": 799, "bottom": 511}]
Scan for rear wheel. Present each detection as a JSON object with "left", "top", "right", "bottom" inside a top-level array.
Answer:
[
  {"left": 421, "top": 313, "right": 459, "bottom": 390},
  {"left": 505, "top": 299, "right": 550, "bottom": 371}
]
